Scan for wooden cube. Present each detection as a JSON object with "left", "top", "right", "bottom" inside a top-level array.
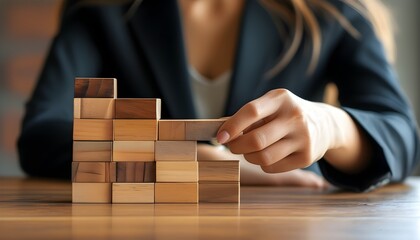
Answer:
[
  {"left": 155, "top": 141, "right": 197, "bottom": 161},
  {"left": 116, "top": 98, "right": 161, "bottom": 119},
  {"left": 73, "top": 141, "right": 112, "bottom": 162},
  {"left": 114, "top": 120, "right": 158, "bottom": 141},
  {"left": 73, "top": 119, "right": 113, "bottom": 140},
  {"left": 198, "top": 160, "right": 240, "bottom": 182},
  {"left": 115, "top": 162, "right": 156, "bottom": 183},
  {"left": 185, "top": 119, "right": 225, "bottom": 141},
  {"left": 156, "top": 161, "right": 198, "bottom": 182},
  {"left": 74, "top": 78, "right": 116, "bottom": 98},
  {"left": 158, "top": 120, "right": 186, "bottom": 140},
  {"left": 155, "top": 183, "right": 198, "bottom": 203},
  {"left": 199, "top": 182, "right": 240, "bottom": 203},
  {"left": 112, "top": 183, "right": 155, "bottom": 203},
  {"left": 72, "top": 162, "right": 112, "bottom": 182},
  {"left": 74, "top": 98, "right": 115, "bottom": 119},
  {"left": 113, "top": 141, "right": 155, "bottom": 162},
  {"left": 72, "top": 183, "right": 111, "bottom": 203}
]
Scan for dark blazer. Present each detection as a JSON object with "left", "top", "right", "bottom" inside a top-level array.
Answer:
[{"left": 18, "top": 0, "right": 420, "bottom": 191}]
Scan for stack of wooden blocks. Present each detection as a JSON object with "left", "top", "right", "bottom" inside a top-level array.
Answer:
[{"left": 72, "top": 78, "right": 240, "bottom": 204}]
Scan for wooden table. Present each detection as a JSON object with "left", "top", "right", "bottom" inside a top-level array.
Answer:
[{"left": 0, "top": 177, "right": 419, "bottom": 240}]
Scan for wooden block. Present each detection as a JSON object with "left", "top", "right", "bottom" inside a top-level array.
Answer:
[
  {"left": 74, "top": 78, "right": 116, "bottom": 98},
  {"left": 113, "top": 141, "right": 155, "bottom": 162},
  {"left": 199, "top": 182, "right": 240, "bottom": 203},
  {"left": 198, "top": 161, "right": 240, "bottom": 182},
  {"left": 155, "top": 183, "right": 198, "bottom": 203},
  {"left": 110, "top": 162, "right": 116, "bottom": 183},
  {"left": 73, "top": 98, "right": 115, "bottom": 119},
  {"left": 74, "top": 98, "right": 81, "bottom": 119},
  {"left": 116, "top": 162, "right": 156, "bottom": 183},
  {"left": 73, "top": 141, "right": 112, "bottom": 162},
  {"left": 72, "top": 183, "right": 111, "bottom": 203},
  {"left": 73, "top": 119, "right": 113, "bottom": 140},
  {"left": 158, "top": 120, "right": 185, "bottom": 140},
  {"left": 185, "top": 119, "right": 226, "bottom": 141},
  {"left": 116, "top": 98, "right": 161, "bottom": 119},
  {"left": 112, "top": 183, "right": 155, "bottom": 203},
  {"left": 113, "top": 120, "right": 158, "bottom": 141},
  {"left": 72, "top": 162, "right": 112, "bottom": 182},
  {"left": 156, "top": 161, "right": 198, "bottom": 182},
  {"left": 155, "top": 141, "right": 196, "bottom": 161}
]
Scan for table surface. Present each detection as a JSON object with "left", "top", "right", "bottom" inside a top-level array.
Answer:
[{"left": 0, "top": 177, "right": 419, "bottom": 240}]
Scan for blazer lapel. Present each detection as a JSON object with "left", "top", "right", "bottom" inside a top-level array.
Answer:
[
  {"left": 225, "top": 0, "right": 282, "bottom": 116},
  {"left": 128, "top": 0, "right": 196, "bottom": 119}
]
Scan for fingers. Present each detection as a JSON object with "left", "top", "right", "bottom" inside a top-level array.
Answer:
[
  {"left": 228, "top": 117, "right": 291, "bottom": 154},
  {"left": 217, "top": 90, "right": 286, "bottom": 144},
  {"left": 260, "top": 152, "right": 312, "bottom": 173}
]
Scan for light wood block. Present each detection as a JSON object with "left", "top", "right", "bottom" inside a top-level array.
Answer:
[
  {"left": 116, "top": 98, "right": 161, "bottom": 119},
  {"left": 114, "top": 120, "right": 158, "bottom": 141},
  {"left": 198, "top": 161, "right": 240, "bottom": 182},
  {"left": 185, "top": 119, "right": 226, "bottom": 141},
  {"left": 199, "top": 182, "right": 240, "bottom": 203},
  {"left": 74, "top": 98, "right": 81, "bottom": 119},
  {"left": 113, "top": 141, "right": 155, "bottom": 162},
  {"left": 112, "top": 183, "right": 155, "bottom": 203},
  {"left": 116, "top": 162, "right": 156, "bottom": 183},
  {"left": 155, "top": 141, "right": 197, "bottom": 161},
  {"left": 158, "top": 120, "right": 185, "bottom": 140},
  {"left": 156, "top": 161, "right": 198, "bottom": 182},
  {"left": 73, "top": 119, "right": 113, "bottom": 140},
  {"left": 155, "top": 183, "right": 198, "bottom": 203},
  {"left": 72, "top": 162, "right": 112, "bottom": 182},
  {"left": 74, "top": 78, "right": 116, "bottom": 98},
  {"left": 72, "top": 183, "right": 111, "bottom": 203},
  {"left": 73, "top": 98, "right": 115, "bottom": 119},
  {"left": 73, "top": 141, "right": 112, "bottom": 162}
]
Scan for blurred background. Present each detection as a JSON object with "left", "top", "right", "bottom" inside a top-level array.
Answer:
[{"left": 0, "top": 0, "right": 419, "bottom": 177}]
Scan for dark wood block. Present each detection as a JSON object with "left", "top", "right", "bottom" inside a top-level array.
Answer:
[
  {"left": 199, "top": 182, "right": 240, "bottom": 203},
  {"left": 74, "top": 78, "right": 117, "bottom": 98},
  {"left": 116, "top": 162, "right": 156, "bottom": 183},
  {"left": 116, "top": 98, "right": 161, "bottom": 119},
  {"left": 199, "top": 160, "right": 240, "bottom": 182}
]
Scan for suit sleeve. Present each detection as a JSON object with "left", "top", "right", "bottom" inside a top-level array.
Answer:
[
  {"left": 17, "top": 5, "right": 102, "bottom": 179},
  {"left": 318, "top": 7, "right": 420, "bottom": 192}
]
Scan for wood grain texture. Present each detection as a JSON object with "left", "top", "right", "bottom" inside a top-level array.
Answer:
[
  {"left": 74, "top": 78, "right": 116, "bottom": 98},
  {"left": 76, "top": 98, "right": 115, "bottom": 119},
  {"left": 112, "top": 183, "right": 155, "bottom": 203},
  {"left": 156, "top": 161, "right": 198, "bottom": 182},
  {"left": 155, "top": 183, "right": 198, "bottom": 203},
  {"left": 72, "top": 183, "right": 111, "bottom": 203},
  {"left": 2, "top": 178, "right": 420, "bottom": 239},
  {"left": 158, "top": 120, "right": 186, "bottom": 140},
  {"left": 114, "top": 120, "right": 158, "bottom": 141},
  {"left": 199, "top": 182, "right": 240, "bottom": 203},
  {"left": 116, "top": 98, "right": 161, "bottom": 119},
  {"left": 185, "top": 119, "right": 225, "bottom": 141},
  {"left": 73, "top": 119, "right": 113, "bottom": 140},
  {"left": 116, "top": 162, "right": 156, "bottom": 183},
  {"left": 198, "top": 161, "right": 240, "bottom": 182},
  {"left": 74, "top": 98, "right": 81, "bottom": 119},
  {"left": 155, "top": 141, "right": 197, "bottom": 161},
  {"left": 72, "top": 162, "right": 111, "bottom": 183},
  {"left": 73, "top": 141, "right": 112, "bottom": 162},
  {"left": 113, "top": 141, "right": 155, "bottom": 162}
]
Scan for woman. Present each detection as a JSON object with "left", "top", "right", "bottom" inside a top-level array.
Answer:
[{"left": 18, "top": 0, "right": 420, "bottom": 191}]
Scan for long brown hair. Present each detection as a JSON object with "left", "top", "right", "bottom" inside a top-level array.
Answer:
[{"left": 260, "top": 0, "right": 395, "bottom": 77}]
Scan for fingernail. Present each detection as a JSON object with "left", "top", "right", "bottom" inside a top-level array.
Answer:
[{"left": 217, "top": 131, "right": 230, "bottom": 144}]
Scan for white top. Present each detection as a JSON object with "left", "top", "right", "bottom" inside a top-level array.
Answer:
[{"left": 188, "top": 66, "right": 232, "bottom": 119}]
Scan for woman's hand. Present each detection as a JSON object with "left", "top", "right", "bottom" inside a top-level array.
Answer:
[
  {"left": 197, "top": 143, "right": 329, "bottom": 188},
  {"left": 216, "top": 89, "right": 372, "bottom": 174}
]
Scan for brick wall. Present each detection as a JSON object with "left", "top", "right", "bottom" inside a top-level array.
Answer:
[{"left": 0, "top": 0, "right": 63, "bottom": 176}]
